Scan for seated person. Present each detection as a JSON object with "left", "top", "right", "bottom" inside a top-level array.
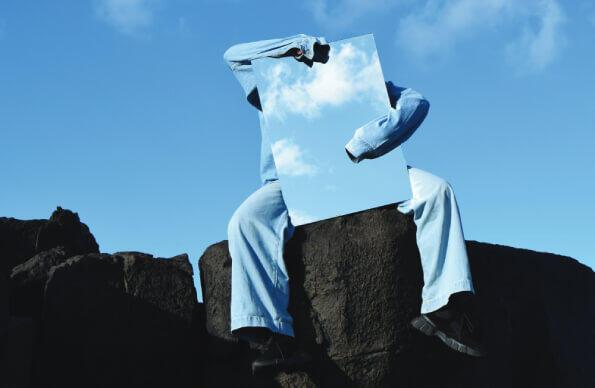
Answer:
[{"left": 223, "top": 34, "right": 485, "bottom": 375}]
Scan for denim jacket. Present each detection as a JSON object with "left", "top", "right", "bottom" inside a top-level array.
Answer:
[{"left": 223, "top": 34, "right": 429, "bottom": 184}]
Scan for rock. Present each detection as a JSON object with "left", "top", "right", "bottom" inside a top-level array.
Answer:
[
  {"left": 38, "top": 252, "right": 201, "bottom": 388},
  {"left": 199, "top": 204, "right": 595, "bottom": 388},
  {"left": 36, "top": 207, "right": 99, "bottom": 255},
  {"left": 0, "top": 207, "right": 99, "bottom": 275},
  {"left": 10, "top": 247, "right": 70, "bottom": 319},
  {"left": 0, "top": 217, "right": 46, "bottom": 274},
  {"left": 0, "top": 317, "right": 35, "bottom": 388},
  {"left": 0, "top": 272, "right": 10, "bottom": 363}
]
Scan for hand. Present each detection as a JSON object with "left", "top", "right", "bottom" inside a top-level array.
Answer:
[
  {"left": 293, "top": 42, "right": 331, "bottom": 68},
  {"left": 312, "top": 42, "right": 330, "bottom": 64}
]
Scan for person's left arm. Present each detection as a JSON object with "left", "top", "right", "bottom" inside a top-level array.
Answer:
[
  {"left": 223, "top": 34, "right": 328, "bottom": 110},
  {"left": 345, "top": 81, "right": 430, "bottom": 163}
]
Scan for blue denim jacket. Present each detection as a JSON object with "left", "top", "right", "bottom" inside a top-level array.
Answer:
[{"left": 223, "top": 34, "right": 429, "bottom": 184}]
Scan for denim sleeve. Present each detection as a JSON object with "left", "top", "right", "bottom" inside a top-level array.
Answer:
[
  {"left": 223, "top": 34, "right": 327, "bottom": 109},
  {"left": 345, "top": 81, "right": 430, "bottom": 163}
]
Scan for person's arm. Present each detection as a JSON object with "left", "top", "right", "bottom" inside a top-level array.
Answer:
[
  {"left": 223, "top": 34, "right": 328, "bottom": 110},
  {"left": 345, "top": 81, "right": 430, "bottom": 163}
]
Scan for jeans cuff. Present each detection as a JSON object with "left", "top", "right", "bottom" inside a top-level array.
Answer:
[
  {"left": 420, "top": 278, "right": 475, "bottom": 314},
  {"left": 345, "top": 135, "right": 372, "bottom": 163},
  {"left": 231, "top": 315, "right": 294, "bottom": 337}
]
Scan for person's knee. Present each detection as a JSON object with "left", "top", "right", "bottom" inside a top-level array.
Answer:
[
  {"left": 228, "top": 198, "right": 273, "bottom": 240},
  {"left": 436, "top": 178, "right": 454, "bottom": 196},
  {"left": 228, "top": 205, "right": 254, "bottom": 238},
  {"left": 423, "top": 177, "right": 455, "bottom": 206}
]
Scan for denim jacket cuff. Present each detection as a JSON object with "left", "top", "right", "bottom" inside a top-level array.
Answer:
[{"left": 345, "top": 135, "right": 373, "bottom": 163}]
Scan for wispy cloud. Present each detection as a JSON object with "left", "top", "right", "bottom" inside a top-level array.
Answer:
[
  {"left": 95, "top": 0, "right": 159, "bottom": 36},
  {"left": 288, "top": 208, "right": 317, "bottom": 226},
  {"left": 271, "top": 138, "right": 318, "bottom": 176},
  {"left": 505, "top": 0, "right": 565, "bottom": 72},
  {"left": 307, "top": 0, "right": 566, "bottom": 72},
  {"left": 306, "top": 0, "right": 399, "bottom": 29},
  {"left": 261, "top": 43, "right": 386, "bottom": 120},
  {"left": 396, "top": 0, "right": 566, "bottom": 72},
  {"left": 397, "top": 0, "right": 512, "bottom": 59}
]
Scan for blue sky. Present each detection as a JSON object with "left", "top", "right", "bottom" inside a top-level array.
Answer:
[{"left": 1, "top": 1, "right": 594, "bottom": 302}]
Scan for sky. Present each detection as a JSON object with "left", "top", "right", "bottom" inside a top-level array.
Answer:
[
  {"left": 1, "top": 0, "right": 594, "bottom": 302},
  {"left": 254, "top": 36, "right": 411, "bottom": 225}
]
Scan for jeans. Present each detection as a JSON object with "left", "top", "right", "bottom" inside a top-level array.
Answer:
[{"left": 227, "top": 166, "right": 475, "bottom": 337}]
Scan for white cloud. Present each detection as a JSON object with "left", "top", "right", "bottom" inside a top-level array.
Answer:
[
  {"left": 271, "top": 138, "right": 319, "bottom": 177},
  {"left": 396, "top": 0, "right": 565, "bottom": 72},
  {"left": 95, "top": 0, "right": 159, "bottom": 36},
  {"left": 397, "top": 0, "right": 512, "bottom": 59},
  {"left": 505, "top": 0, "right": 565, "bottom": 72},
  {"left": 261, "top": 43, "right": 386, "bottom": 120},
  {"left": 307, "top": 0, "right": 399, "bottom": 29},
  {"left": 288, "top": 208, "right": 317, "bottom": 226}
]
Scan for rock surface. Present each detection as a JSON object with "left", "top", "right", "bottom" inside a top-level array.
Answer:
[
  {"left": 2, "top": 204, "right": 594, "bottom": 387},
  {"left": 1, "top": 209, "right": 204, "bottom": 388},
  {"left": 38, "top": 252, "right": 201, "bottom": 388},
  {"left": 200, "top": 203, "right": 595, "bottom": 388},
  {"left": 10, "top": 247, "right": 71, "bottom": 319},
  {"left": 0, "top": 207, "right": 99, "bottom": 275}
]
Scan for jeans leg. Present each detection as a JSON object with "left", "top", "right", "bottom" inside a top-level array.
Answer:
[
  {"left": 227, "top": 180, "right": 296, "bottom": 337},
  {"left": 397, "top": 167, "right": 475, "bottom": 314}
]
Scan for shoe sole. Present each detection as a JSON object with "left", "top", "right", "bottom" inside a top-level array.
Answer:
[
  {"left": 252, "top": 352, "right": 312, "bottom": 375},
  {"left": 410, "top": 315, "right": 485, "bottom": 357}
]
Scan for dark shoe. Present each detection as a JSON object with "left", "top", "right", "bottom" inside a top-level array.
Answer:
[
  {"left": 411, "top": 309, "right": 486, "bottom": 357},
  {"left": 251, "top": 334, "right": 312, "bottom": 375}
]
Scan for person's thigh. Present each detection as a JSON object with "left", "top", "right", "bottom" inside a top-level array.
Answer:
[
  {"left": 407, "top": 166, "right": 450, "bottom": 202},
  {"left": 228, "top": 180, "right": 292, "bottom": 237},
  {"left": 398, "top": 166, "right": 449, "bottom": 214}
]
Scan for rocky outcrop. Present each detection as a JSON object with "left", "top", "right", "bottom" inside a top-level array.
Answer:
[
  {"left": 38, "top": 252, "right": 201, "bottom": 388},
  {"left": 1, "top": 209, "right": 204, "bottom": 388},
  {"left": 0, "top": 207, "right": 99, "bottom": 275},
  {"left": 10, "top": 247, "right": 70, "bottom": 319},
  {"left": 200, "top": 203, "right": 595, "bottom": 388},
  {"left": 2, "top": 204, "right": 594, "bottom": 387}
]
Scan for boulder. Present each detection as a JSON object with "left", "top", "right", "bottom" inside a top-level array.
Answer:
[
  {"left": 0, "top": 317, "right": 35, "bottom": 388},
  {"left": 10, "top": 247, "right": 70, "bottom": 319},
  {"left": 0, "top": 207, "right": 98, "bottom": 275},
  {"left": 200, "top": 204, "right": 595, "bottom": 388},
  {"left": 38, "top": 252, "right": 201, "bottom": 388}
]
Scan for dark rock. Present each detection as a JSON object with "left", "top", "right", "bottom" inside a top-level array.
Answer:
[
  {"left": 38, "top": 252, "right": 201, "bottom": 388},
  {"left": 36, "top": 207, "right": 99, "bottom": 255},
  {"left": 0, "top": 217, "right": 46, "bottom": 274},
  {"left": 0, "top": 272, "right": 10, "bottom": 366},
  {"left": 0, "top": 207, "right": 99, "bottom": 275},
  {"left": 10, "top": 247, "right": 70, "bottom": 319},
  {"left": 0, "top": 317, "right": 35, "bottom": 388},
  {"left": 200, "top": 204, "right": 595, "bottom": 388}
]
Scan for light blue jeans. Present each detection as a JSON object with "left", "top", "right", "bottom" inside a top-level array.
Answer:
[{"left": 227, "top": 166, "right": 475, "bottom": 337}]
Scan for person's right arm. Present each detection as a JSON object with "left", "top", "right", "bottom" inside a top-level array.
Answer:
[
  {"left": 223, "top": 34, "right": 328, "bottom": 110},
  {"left": 345, "top": 81, "right": 430, "bottom": 163}
]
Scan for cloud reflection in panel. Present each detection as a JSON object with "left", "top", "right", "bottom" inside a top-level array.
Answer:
[{"left": 254, "top": 34, "right": 411, "bottom": 226}]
